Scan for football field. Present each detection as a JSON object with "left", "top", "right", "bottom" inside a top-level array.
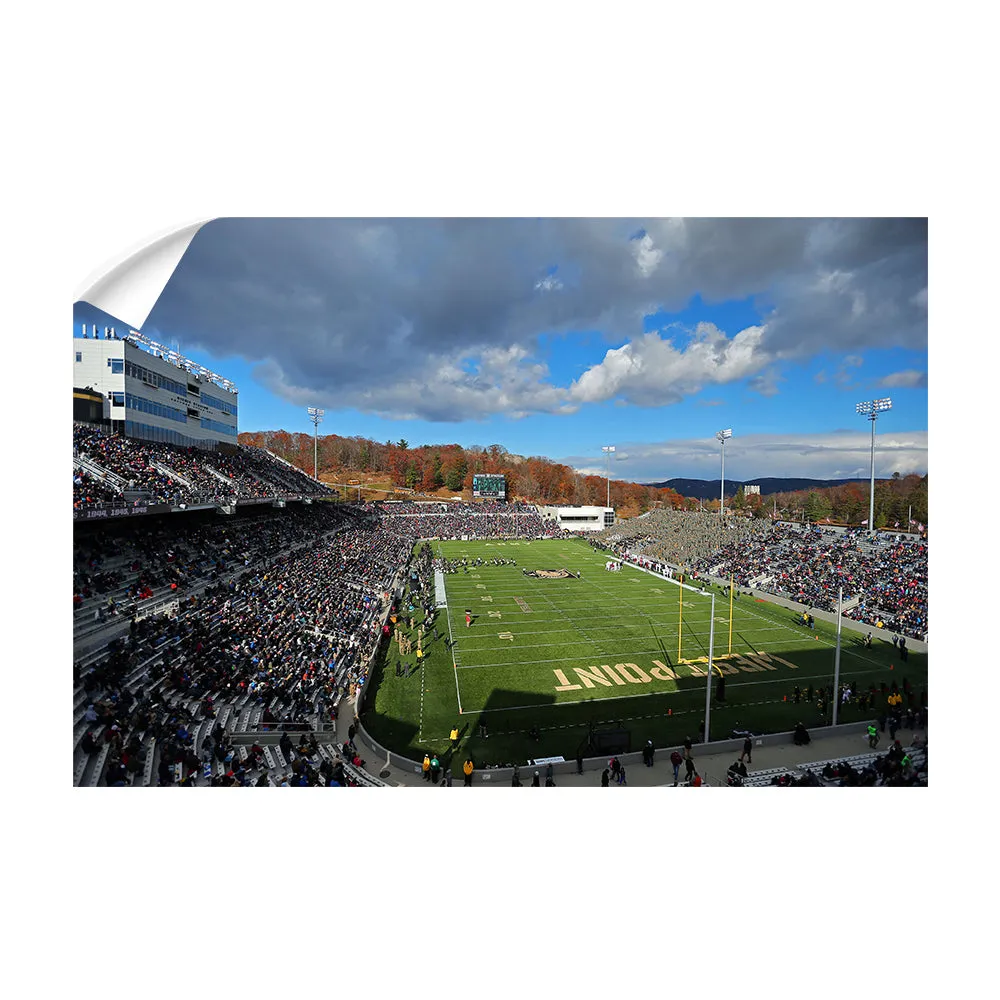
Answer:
[{"left": 364, "top": 537, "right": 927, "bottom": 764}]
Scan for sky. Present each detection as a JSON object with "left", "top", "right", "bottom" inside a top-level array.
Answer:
[{"left": 73, "top": 217, "right": 928, "bottom": 484}]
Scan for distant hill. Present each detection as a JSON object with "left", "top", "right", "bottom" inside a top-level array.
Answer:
[{"left": 644, "top": 477, "right": 871, "bottom": 499}]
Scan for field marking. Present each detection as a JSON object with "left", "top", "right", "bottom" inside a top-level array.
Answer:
[
  {"left": 438, "top": 543, "right": 464, "bottom": 716},
  {"left": 517, "top": 575, "right": 611, "bottom": 660},
  {"left": 453, "top": 638, "right": 822, "bottom": 670},
  {"left": 465, "top": 664, "right": 893, "bottom": 714},
  {"left": 452, "top": 625, "right": 806, "bottom": 655},
  {"left": 450, "top": 617, "right": 783, "bottom": 640},
  {"left": 418, "top": 651, "right": 426, "bottom": 738},
  {"left": 437, "top": 541, "right": 903, "bottom": 705}
]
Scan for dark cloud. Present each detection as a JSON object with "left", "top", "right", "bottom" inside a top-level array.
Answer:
[{"left": 145, "top": 218, "right": 928, "bottom": 419}]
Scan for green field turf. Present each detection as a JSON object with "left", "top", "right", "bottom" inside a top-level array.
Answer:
[{"left": 362, "top": 537, "right": 927, "bottom": 766}]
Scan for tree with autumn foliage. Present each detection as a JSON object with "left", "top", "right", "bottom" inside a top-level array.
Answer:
[{"left": 237, "top": 428, "right": 706, "bottom": 514}]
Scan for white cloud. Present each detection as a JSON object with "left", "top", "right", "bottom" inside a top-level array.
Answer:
[
  {"left": 569, "top": 323, "right": 769, "bottom": 406},
  {"left": 534, "top": 273, "right": 562, "bottom": 292},
  {"left": 880, "top": 369, "right": 927, "bottom": 389},
  {"left": 631, "top": 232, "right": 663, "bottom": 277},
  {"left": 150, "top": 218, "right": 926, "bottom": 422},
  {"left": 257, "top": 342, "right": 578, "bottom": 422}
]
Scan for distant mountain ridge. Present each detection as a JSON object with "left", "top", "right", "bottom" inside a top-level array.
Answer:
[{"left": 644, "top": 477, "right": 871, "bottom": 499}]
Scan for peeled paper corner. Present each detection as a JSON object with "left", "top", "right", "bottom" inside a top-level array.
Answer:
[{"left": 75, "top": 219, "right": 213, "bottom": 330}]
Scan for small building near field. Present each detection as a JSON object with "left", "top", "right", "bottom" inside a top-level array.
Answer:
[{"left": 536, "top": 504, "right": 615, "bottom": 532}]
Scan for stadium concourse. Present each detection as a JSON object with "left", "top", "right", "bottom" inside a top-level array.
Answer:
[
  {"left": 73, "top": 441, "right": 928, "bottom": 786},
  {"left": 351, "top": 719, "right": 928, "bottom": 788}
]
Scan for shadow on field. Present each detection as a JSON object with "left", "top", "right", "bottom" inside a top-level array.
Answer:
[
  {"left": 448, "top": 686, "right": 560, "bottom": 768},
  {"left": 357, "top": 627, "right": 422, "bottom": 756}
]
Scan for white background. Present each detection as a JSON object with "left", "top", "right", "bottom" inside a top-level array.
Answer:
[{"left": 2, "top": 2, "right": 989, "bottom": 998}]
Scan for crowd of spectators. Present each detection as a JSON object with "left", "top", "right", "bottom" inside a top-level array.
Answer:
[
  {"left": 73, "top": 468, "right": 121, "bottom": 507},
  {"left": 75, "top": 503, "right": 409, "bottom": 786},
  {"left": 375, "top": 499, "right": 566, "bottom": 540},
  {"left": 594, "top": 509, "right": 771, "bottom": 568},
  {"left": 73, "top": 423, "right": 332, "bottom": 509},
  {"left": 74, "top": 486, "right": 930, "bottom": 784},
  {"left": 593, "top": 511, "right": 927, "bottom": 641},
  {"left": 73, "top": 505, "right": 350, "bottom": 621},
  {"left": 687, "top": 522, "right": 927, "bottom": 639}
]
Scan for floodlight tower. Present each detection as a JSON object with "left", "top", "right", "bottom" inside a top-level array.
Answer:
[
  {"left": 855, "top": 398, "right": 892, "bottom": 535},
  {"left": 602, "top": 445, "right": 616, "bottom": 509},
  {"left": 716, "top": 428, "right": 732, "bottom": 519},
  {"left": 307, "top": 406, "right": 324, "bottom": 481}
]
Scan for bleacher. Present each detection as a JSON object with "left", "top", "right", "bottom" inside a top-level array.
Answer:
[
  {"left": 73, "top": 422, "right": 333, "bottom": 513},
  {"left": 736, "top": 743, "right": 927, "bottom": 787},
  {"left": 73, "top": 502, "right": 403, "bottom": 787}
]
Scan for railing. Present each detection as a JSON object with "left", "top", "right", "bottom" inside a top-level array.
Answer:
[
  {"left": 151, "top": 461, "right": 193, "bottom": 488},
  {"left": 74, "top": 454, "right": 127, "bottom": 489}
]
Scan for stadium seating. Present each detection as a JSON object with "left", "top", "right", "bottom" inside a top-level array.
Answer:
[
  {"left": 74, "top": 422, "right": 333, "bottom": 510},
  {"left": 74, "top": 486, "right": 928, "bottom": 786},
  {"left": 595, "top": 512, "right": 927, "bottom": 641},
  {"left": 73, "top": 503, "right": 411, "bottom": 785}
]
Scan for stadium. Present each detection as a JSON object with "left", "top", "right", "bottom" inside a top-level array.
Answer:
[{"left": 73, "top": 330, "right": 928, "bottom": 788}]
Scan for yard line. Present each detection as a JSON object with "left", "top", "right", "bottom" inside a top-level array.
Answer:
[
  {"left": 455, "top": 630, "right": 818, "bottom": 659},
  {"left": 515, "top": 574, "right": 617, "bottom": 658},
  {"left": 455, "top": 635, "right": 824, "bottom": 669},
  {"left": 438, "top": 542, "right": 464, "bottom": 715}
]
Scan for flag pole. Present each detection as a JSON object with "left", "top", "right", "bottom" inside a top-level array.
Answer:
[
  {"left": 704, "top": 592, "right": 716, "bottom": 743},
  {"left": 832, "top": 585, "right": 843, "bottom": 726}
]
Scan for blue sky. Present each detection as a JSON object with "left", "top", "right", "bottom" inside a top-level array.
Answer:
[{"left": 74, "top": 218, "right": 928, "bottom": 483}]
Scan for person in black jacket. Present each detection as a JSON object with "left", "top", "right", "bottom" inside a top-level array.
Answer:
[
  {"left": 158, "top": 758, "right": 174, "bottom": 786},
  {"left": 740, "top": 736, "right": 753, "bottom": 765}
]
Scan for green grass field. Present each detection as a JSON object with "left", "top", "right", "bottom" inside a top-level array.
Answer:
[{"left": 362, "top": 537, "right": 927, "bottom": 766}]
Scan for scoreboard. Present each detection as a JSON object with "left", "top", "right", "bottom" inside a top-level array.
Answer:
[{"left": 473, "top": 474, "right": 506, "bottom": 499}]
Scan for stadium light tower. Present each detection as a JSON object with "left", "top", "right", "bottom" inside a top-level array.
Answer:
[
  {"left": 602, "top": 445, "right": 615, "bottom": 509},
  {"left": 716, "top": 428, "right": 732, "bottom": 519},
  {"left": 307, "top": 407, "right": 324, "bottom": 481},
  {"left": 855, "top": 398, "right": 892, "bottom": 535}
]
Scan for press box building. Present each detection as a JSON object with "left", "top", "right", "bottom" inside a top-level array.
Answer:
[
  {"left": 536, "top": 504, "right": 615, "bottom": 532},
  {"left": 74, "top": 326, "right": 238, "bottom": 449}
]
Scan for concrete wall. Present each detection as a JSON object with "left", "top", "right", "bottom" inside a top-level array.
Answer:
[{"left": 353, "top": 718, "right": 872, "bottom": 785}]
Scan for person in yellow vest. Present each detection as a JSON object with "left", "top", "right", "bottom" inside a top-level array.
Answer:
[
  {"left": 422, "top": 753, "right": 431, "bottom": 782},
  {"left": 463, "top": 757, "right": 474, "bottom": 786},
  {"left": 450, "top": 726, "right": 459, "bottom": 748}
]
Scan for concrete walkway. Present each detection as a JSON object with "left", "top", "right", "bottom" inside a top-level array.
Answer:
[{"left": 343, "top": 695, "right": 925, "bottom": 787}]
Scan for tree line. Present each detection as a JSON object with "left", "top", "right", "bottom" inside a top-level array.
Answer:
[
  {"left": 238, "top": 429, "right": 689, "bottom": 516},
  {"left": 239, "top": 428, "right": 928, "bottom": 527},
  {"left": 753, "top": 474, "right": 928, "bottom": 528}
]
